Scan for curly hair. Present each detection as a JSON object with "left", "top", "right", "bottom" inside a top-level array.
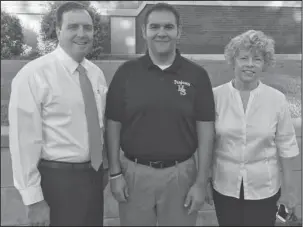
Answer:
[{"left": 224, "top": 30, "right": 276, "bottom": 68}]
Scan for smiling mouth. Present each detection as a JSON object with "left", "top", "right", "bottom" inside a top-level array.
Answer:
[
  {"left": 74, "top": 42, "right": 88, "bottom": 45},
  {"left": 243, "top": 70, "right": 255, "bottom": 74}
]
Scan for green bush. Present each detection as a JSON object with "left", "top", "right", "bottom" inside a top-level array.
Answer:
[
  {"left": 38, "top": 1, "right": 110, "bottom": 59},
  {"left": 1, "top": 10, "right": 25, "bottom": 59}
]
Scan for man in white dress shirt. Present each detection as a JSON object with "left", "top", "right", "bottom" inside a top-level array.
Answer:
[{"left": 8, "top": 2, "right": 108, "bottom": 226}]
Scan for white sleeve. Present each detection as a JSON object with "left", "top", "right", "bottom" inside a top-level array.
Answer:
[
  {"left": 8, "top": 70, "right": 45, "bottom": 205},
  {"left": 275, "top": 96, "right": 299, "bottom": 158}
]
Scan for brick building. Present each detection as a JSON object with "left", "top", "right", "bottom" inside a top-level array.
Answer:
[{"left": 135, "top": 2, "right": 302, "bottom": 54}]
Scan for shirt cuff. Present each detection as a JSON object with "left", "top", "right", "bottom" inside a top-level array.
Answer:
[
  {"left": 19, "top": 186, "right": 44, "bottom": 206},
  {"left": 279, "top": 148, "right": 300, "bottom": 158}
]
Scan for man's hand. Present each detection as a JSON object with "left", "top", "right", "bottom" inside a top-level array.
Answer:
[
  {"left": 110, "top": 175, "right": 129, "bottom": 203},
  {"left": 27, "top": 200, "right": 50, "bottom": 226},
  {"left": 184, "top": 183, "right": 206, "bottom": 215}
]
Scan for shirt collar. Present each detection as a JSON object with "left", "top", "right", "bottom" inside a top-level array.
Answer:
[
  {"left": 228, "top": 80, "right": 263, "bottom": 95},
  {"left": 140, "top": 49, "right": 183, "bottom": 73},
  {"left": 54, "top": 45, "right": 89, "bottom": 74}
]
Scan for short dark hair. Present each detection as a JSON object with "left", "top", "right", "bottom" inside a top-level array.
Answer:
[
  {"left": 143, "top": 3, "right": 181, "bottom": 27},
  {"left": 56, "top": 1, "right": 93, "bottom": 28}
]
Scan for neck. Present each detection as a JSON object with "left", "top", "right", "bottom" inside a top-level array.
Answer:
[
  {"left": 233, "top": 78, "right": 259, "bottom": 91},
  {"left": 59, "top": 44, "right": 84, "bottom": 63},
  {"left": 148, "top": 48, "right": 176, "bottom": 66}
]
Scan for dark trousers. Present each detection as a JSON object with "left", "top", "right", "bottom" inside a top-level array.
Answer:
[
  {"left": 213, "top": 181, "right": 281, "bottom": 226},
  {"left": 38, "top": 163, "right": 104, "bottom": 226}
]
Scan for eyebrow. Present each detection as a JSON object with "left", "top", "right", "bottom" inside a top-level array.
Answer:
[
  {"left": 67, "top": 23, "right": 92, "bottom": 26},
  {"left": 149, "top": 23, "right": 175, "bottom": 26}
]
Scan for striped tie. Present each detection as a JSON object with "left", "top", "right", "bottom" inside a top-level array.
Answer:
[{"left": 77, "top": 64, "right": 102, "bottom": 171}]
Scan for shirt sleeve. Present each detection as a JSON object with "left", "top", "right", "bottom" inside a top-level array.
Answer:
[
  {"left": 194, "top": 68, "right": 216, "bottom": 121},
  {"left": 96, "top": 68, "right": 109, "bottom": 169},
  {"left": 275, "top": 96, "right": 299, "bottom": 158},
  {"left": 105, "top": 64, "right": 127, "bottom": 122},
  {"left": 8, "top": 70, "right": 45, "bottom": 206}
]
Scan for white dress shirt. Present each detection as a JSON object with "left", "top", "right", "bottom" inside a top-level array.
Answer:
[
  {"left": 8, "top": 46, "right": 108, "bottom": 205},
  {"left": 212, "top": 81, "right": 299, "bottom": 200}
]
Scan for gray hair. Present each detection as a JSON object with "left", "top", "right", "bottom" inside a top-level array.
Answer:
[{"left": 224, "top": 30, "right": 276, "bottom": 68}]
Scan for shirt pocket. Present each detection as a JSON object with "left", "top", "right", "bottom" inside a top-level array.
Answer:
[{"left": 94, "top": 84, "right": 108, "bottom": 129}]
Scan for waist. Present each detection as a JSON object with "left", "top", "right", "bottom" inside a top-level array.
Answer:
[
  {"left": 124, "top": 153, "right": 192, "bottom": 169},
  {"left": 39, "top": 159, "right": 92, "bottom": 170}
]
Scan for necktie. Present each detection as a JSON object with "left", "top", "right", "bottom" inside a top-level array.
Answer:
[{"left": 77, "top": 64, "right": 102, "bottom": 171}]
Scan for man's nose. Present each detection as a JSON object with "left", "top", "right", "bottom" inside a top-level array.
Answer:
[
  {"left": 157, "top": 27, "right": 168, "bottom": 37},
  {"left": 77, "top": 26, "right": 85, "bottom": 37}
]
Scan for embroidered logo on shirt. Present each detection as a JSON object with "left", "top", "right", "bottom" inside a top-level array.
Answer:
[{"left": 174, "top": 80, "right": 191, "bottom": 96}]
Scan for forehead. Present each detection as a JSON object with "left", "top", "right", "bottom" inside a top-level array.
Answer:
[
  {"left": 147, "top": 10, "right": 177, "bottom": 25},
  {"left": 237, "top": 48, "right": 263, "bottom": 57},
  {"left": 62, "top": 10, "right": 93, "bottom": 25}
]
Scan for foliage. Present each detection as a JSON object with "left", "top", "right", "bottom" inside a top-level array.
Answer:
[
  {"left": 38, "top": 1, "right": 110, "bottom": 58},
  {"left": 1, "top": 10, "right": 25, "bottom": 59}
]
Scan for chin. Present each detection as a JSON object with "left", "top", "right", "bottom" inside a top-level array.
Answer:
[{"left": 157, "top": 49, "right": 172, "bottom": 55}]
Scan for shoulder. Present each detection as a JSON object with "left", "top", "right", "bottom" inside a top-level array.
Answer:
[
  {"left": 112, "top": 58, "right": 142, "bottom": 80},
  {"left": 212, "top": 82, "right": 230, "bottom": 97},
  {"left": 261, "top": 83, "right": 287, "bottom": 103},
  {"left": 119, "top": 57, "right": 142, "bottom": 71},
  {"left": 12, "top": 51, "right": 57, "bottom": 86},
  {"left": 181, "top": 56, "right": 209, "bottom": 76}
]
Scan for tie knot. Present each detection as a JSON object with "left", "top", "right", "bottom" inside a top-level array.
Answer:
[{"left": 77, "top": 64, "right": 86, "bottom": 75}]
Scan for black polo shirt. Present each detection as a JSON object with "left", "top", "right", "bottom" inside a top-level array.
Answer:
[{"left": 105, "top": 50, "right": 215, "bottom": 161}]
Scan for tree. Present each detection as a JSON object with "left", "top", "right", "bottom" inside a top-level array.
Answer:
[
  {"left": 1, "top": 10, "right": 25, "bottom": 59},
  {"left": 38, "top": 1, "right": 110, "bottom": 59}
]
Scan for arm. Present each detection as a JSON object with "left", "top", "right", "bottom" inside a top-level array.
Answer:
[
  {"left": 102, "top": 117, "right": 109, "bottom": 170},
  {"left": 194, "top": 69, "right": 216, "bottom": 186},
  {"left": 8, "top": 72, "right": 44, "bottom": 206},
  {"left": 104, "top": 64, "right": 126, "bottom": 175},
  {"left": 106, "top": 120, "right": 122, "bottom": 175},
  {"left": 195, "top": 121, "right": 215, "bottom": 186},
  {"left": 105, "top": 64, "right": 129, "bottom": 202},
  {"left": 280, "top": 157, "right": 296, "bottom": 192},
  {"left": 275, "top": 96, "right": 299, "bottom": 198},
  {"left": 184, "top": 69, "right": 216, "bottom": 212}
]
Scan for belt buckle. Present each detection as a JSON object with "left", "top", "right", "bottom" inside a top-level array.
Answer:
[{"left": 149, "top": 160, "right": 163, "bottom": 168}]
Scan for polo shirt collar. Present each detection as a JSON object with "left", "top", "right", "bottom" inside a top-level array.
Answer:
[
  {"left": 141, "top": 49, "right": 182, "bottom": 72},
  {"left": 54, "top": 45, "right": 89, "bottom": 74}
]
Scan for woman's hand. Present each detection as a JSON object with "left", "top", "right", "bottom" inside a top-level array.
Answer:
[{"left": 278, "top": 185, "right": 298, "bottom": 210}]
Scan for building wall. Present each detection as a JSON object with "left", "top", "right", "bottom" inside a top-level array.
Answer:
[
  {"left": 111, "top": 17, "right": 136, "bottom": 54},
  {"left": 136, "top": 4, "right": 302, "bottom": 54}
]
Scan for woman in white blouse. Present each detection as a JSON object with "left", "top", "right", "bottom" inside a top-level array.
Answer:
[{"left": 211, "top": 30, "right": 299, "bottom": 226}]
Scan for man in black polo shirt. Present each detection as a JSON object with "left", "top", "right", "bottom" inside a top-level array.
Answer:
[{"left": 105, "top": 3, "right": 215, "bottom": 226}]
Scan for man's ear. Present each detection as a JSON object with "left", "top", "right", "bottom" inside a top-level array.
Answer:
[
  {"left": 141, "top": 25, "right": 146, "bottom": 40},
  {"left": 56, "top": 26, "right": 61, "bottom": 39},
  {"left": 177, "top": 25, "right": 182, "bottom": 39}
]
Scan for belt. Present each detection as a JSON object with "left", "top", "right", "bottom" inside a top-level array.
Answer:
[
  {"left": 39, "top": 159, "right": 92, "bottom": 170},
  {"left": 124, "top": 153, "right": 191, "bottom": 169}
]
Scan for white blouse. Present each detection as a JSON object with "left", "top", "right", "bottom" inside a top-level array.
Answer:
[{"left": 212, "top": 81, "right": 299, "bottom": 200}]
